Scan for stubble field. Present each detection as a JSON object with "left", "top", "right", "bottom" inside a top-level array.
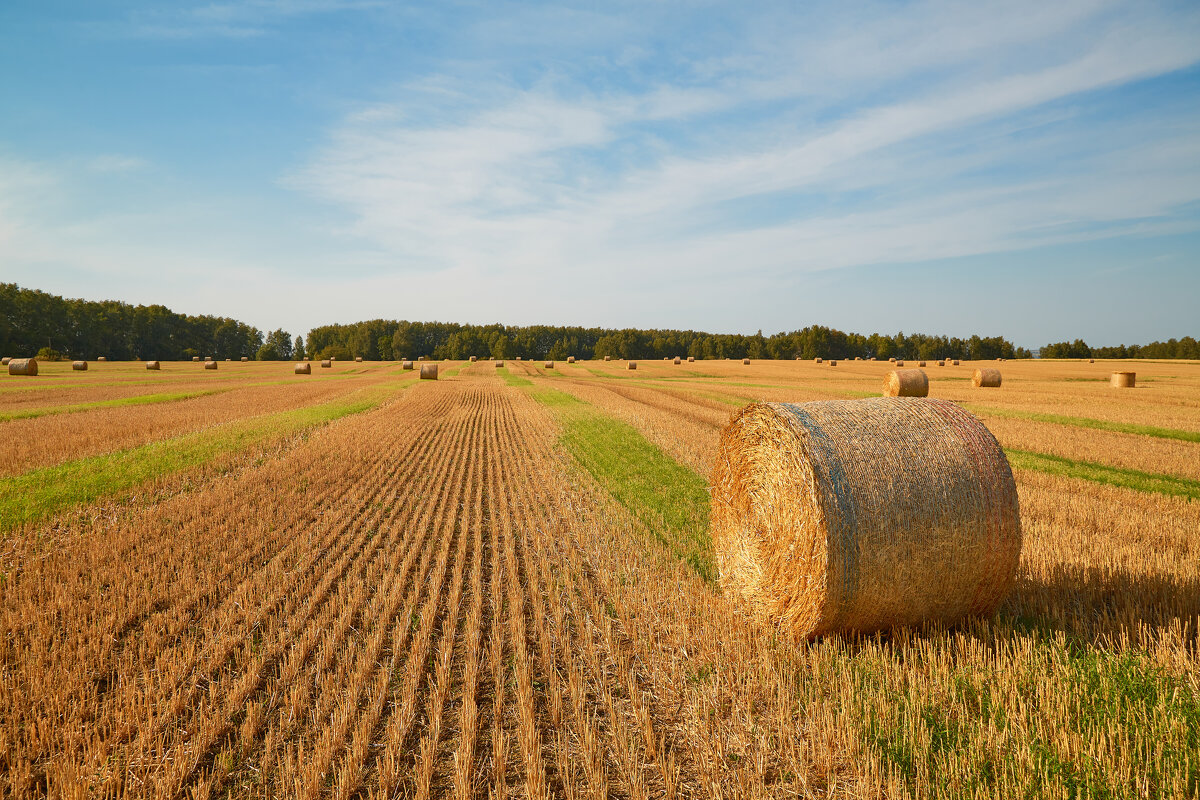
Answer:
[{"left": 1, "top": 357, "right": 1197, "bottom": 799}]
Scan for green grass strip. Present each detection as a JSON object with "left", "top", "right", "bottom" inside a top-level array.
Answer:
[
  {"left": 1006, "top": 449, "right": 1200, "bottom": 500},
  {"left": 0, "top": 389, "right": 227, "bottom": 422},
  {"left": 0, "top": 387, "right": 398, "bottom": 533},
  {"left": 528, "top": 386, "right": 715, "bottom": 580},
  {"left": 496, "top": 367, "right": 532, "bottom": 387},
  {"left": 967, "top": 405, "right": 1200, "bottom": 443}
]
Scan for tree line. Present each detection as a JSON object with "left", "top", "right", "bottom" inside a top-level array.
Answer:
[{"left": 1038, "top": 337, "right": 1200, "bottom": 360}]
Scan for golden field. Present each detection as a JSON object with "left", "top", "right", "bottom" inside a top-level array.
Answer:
[{"left": 1, "top": 357, "right": 1197, "bottom": 799}]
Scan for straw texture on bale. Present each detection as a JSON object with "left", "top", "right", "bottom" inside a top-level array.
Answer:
[
  {"left": 242, "top": 356, "right": 249, "bottom": 362},
  {"left": 688, "top": 356, "right": 695, "bottom": 362},
  {"left": 568, "top": 356, "right": 576, "bottom": 363},
  {"left": 815, "top": 357, "right": 823, "bottom": 364},
  {"left": 628, "top": 362, "right": 637, "bottom": 370},
  {"left": 1110, "top": 371, "right": 1136, "bottom": 388},
  {"left": 710, "top": 398, "right": 1021, "bottom": 639},
  {"left": 355, "top": 356, "right": 363, "bottom": 362},
  {"left": 72, "top": 361, "right": 88, "bottom": 371},
  {"left": 294, "top": 363, "right": 311, "bottom": 374},
  {"left": 192, "top": 356, "right": 200, "bottom": 362},
  {"left": 604, "top": 355, "right": 611, "bottom": 361},
  {"left": 321, "top": 359, "right": 332, "bottom": 369},
  {"left": 743, "top": 358, "right": 751, "bottom": 365},
  {"left": 97, "top": 357, "right": 107, "bottom": 362},
  {"left": 674, "top": 357, "right": 682, "bottom": 365},
  {"left": 972, "top": 368, "right": 1002, "bottom": 388},
  {"left": 545, "top": 361, "right": 554, "bottom": 369},
  {"left": 8, "top": 358, "right": 38, "bottom": 376},
  {"left": 495, "top": 361, "right": 504, "bottom": 368},
  {"left": 918, "top": 361, "right": 927, "bottom": 367},
  {"left": 829, "top": 360, "right": 838, "bottom": 366},
  {"left": 470, "top": 356, "right": 477, "bottom": 362},
  {"left": 0, "top": 357, "right": 9, "bottom": 365},
  {"left": 145, "top": 361, "right": 160, "bottom": 370},
  {"left": 205, "top": 361, "right": 218, "bottom": 370},
  {"left": 952, "top": 359, "right": 960, "bottom": 366},
  {"left": 420, "top": 363, "right": 438, "bottom": 380},
  {"left": 402, "top": 360, "right": 414, "bottom": 370},
  {"left": 883, "top": 369, "right": 928, "bottom": 397}
]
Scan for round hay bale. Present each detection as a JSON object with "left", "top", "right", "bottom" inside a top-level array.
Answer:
[
  {"left": 418, "top": 356, "right": 425, "bottom": 361},
  {"left": 97, "top": 356, "right": 107, "bottom": 362},
  {"left": 895, "top": 360, "right": 905, "bottom": 367},
  {"left": 628, "top": 362, "right": 637, "bottom": 370},
  {"left": 889, "top": 357, "right": 896, "bottom": 363},
  {"left": 470, "top": 356, "right": 477, "bottom": 362},
  {"left": 1088, "top": 358, "right": 1095, "bottom": 363},
  {"left": 225, "top": 358, "right": 231, "bottom": 362},
  {"left": 321, "top": 359, "right": 332, "bottom": 369},
  {"left": 743, "top": 358, "right": 751, "bottom": 365},
  {"left": 495, "top": 361, "right": 504, "bottom": 368},
  {"left": 205, "top": 361, "right": 218, "bottom": 370},
  {"left": 937, "top": 360, "right": 945, "bottom": 366},
  {"left": 0, "top": 357, "right": 9, "bottom": 365},
  {"left": 815, "top": 357, "right": 823, "bottom": 364},
  {"left": 829, "top": 360, "right": 838, "bottom": 366},
  {"left": 355, "top": 356, "right": 363, "bottom": 363},
  {"left": 192, "top": 356, "right": 200, "bottom": 362},
  {"left": 72, "top": 360, "right": 88, "bottom": 371},
  {"left": 688, "top": 356, "right": 695, "bottom": 362},
  {"left": 674, "top": 357, "right": 682, "bottom": 365},
  {"left": 972, "top": 368, "right": 1001, "bottom": 388},
  {"left": 242, "top": 356, "right": 249, "bottom": 362},
  {"left": 545, "top": 361, "right": 554, "bottom": 369},
  {"left": 710, "top": 398, "right": 1021, "bottom": 639},
  {"left": 146, "top": 361, "right": 160, "bottom": 370},
  {"left": 402, "top": 360, "right": 414, "bottom": 370},
  {"left": 604, "top": 355, "right": 611, "bottom": 361},
  {"left": 420, "top": 363, "right": 438, "bottom": 380},
  {"left": 568, "top": 356, "right": 576, "bottom": 363},
  {"left": 294, "top": 362, "right": 311, "bottom": 374},
  {"left": 918, "top": 361, "right": 927, "bottom": 367},
  {"left": 855, "top": 356, "right": 862, "bottom": 361},
  {"left": 1110, "top": 371, "right": 1136, "bottom": 388},
  {"left": 8, "top": 357, "right": 38, "bottom": 376},
  {"left": 883, "top": 369, "right": 928, "bottom": 397},
  {"left": 952, "top": 359, "right": 960, "bottom": 366}
]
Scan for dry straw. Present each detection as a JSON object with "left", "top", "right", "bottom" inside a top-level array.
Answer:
[
  {"left": 495, "top": 361, "right": 504, "bottom": 367},
  {"left": 710, "top": 397, "right": 1021, "bottom": 639},
  {"left": 829, "top": 360, "right": 838, "bottom": 366},
  {"left": 628, "top": 361, "right": 637, "bottom": 370},
  {"left": 743, "top": 358, "right": 751, "bottom": 365},
  {"left": 192, "top": 356, "right": 200, "bottom": 362},
  {"left": 883, "top": 368, "right": 928, "bottom": 397},
  {"left": 321, "top": 359, "right": 332, "bottom": 369},
  {"left": 420, "top": 363, "right": 438, "bottom": 380},
  {"left": 0, "top": 357, "right": 9, "bottom": 365},
  {"left": 355, "top": 356, "right": 363, "bottom": 362},
  {"left": 815, "top": 357, "right": 823, "bottom": 364},
  {"left": 205, "top": 361, "right": 218, "bottom": 370},
  {"left": 402, "top": 360, "right": 414, "bottom": 370},
  {"left": 972, "top": 368, "right": 1002, "bottom": 388},
  {"left": 294, "top": 362, "right": 311, "bottom": 374},
  {"left": 688, "top": 356, "right": 695, "bottom": 362},
  {"left": 918, "top": 361, "right": 927, "bottom": 367},
  {"left": 545, "top": 361, "right": 554, "bottom": 368},
  {"left": 8, "top": 358, "right": 38, "bottom": 376},
  {"left": 1110, "top": 371, "right": 1136, "bottom": 388},
  {"left": 568, "top": 356, "right": 576, "bottom": 363},
  {"left": 242, "top": 356, "right": 249, "bottom": 362},
  {"left": 674, "top": 357, "right": 682, "bottom": 364},
  {"left": 146, "top": 361, "right": 160, "bottom": 371},
  {"left": 72, "top": 361, "right": 88, "bottom": 371}
]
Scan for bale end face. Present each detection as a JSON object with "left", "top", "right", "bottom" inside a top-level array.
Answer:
[
  {"left": 8, "top": 358, "right": 38, "bottom": 376},
  {"left": 192, "top": 356, "right": 200, "bottom": 362},
  {"left": 470, "top": 356, "right": 477, "bottom": 362},
  {"left": 402, "top": 360, "right": 414, "bottom": 370},
  {"left": 294, "top": 363, "right": 311, "bottom": 374},
  {"left": 815, "top": 357, "right": 823, "bottom": 364},
  {"left": 72, "top": 361, "right": 88, "bottom": 371},
  {"left": 743, "top": 358, "right": 751, "bottom": 365},
  {"left": 829, "top": 360, "right": 838, "bottom": 366},
  {"left": 495, "top": 361, "right": 504, "bottom": 367},
  {"left": 952, "top": 359, "right": 960, "bottom": 366},
  {"left": 604, "top": 355, "right": 611, "bottom": 361},
  {"left": 321, "top": 359, "right": 332, "bottom": 369},
  {"left": 628, "top": 362, "right": 637, "bottom": 370},
  {"left": 674, "top": 357, "right": 682, "bottom": 365},
  {"left": 937, "top": 360, "right": 945, "bottom": 366},
  {"left": 145, "top": 361, "right": 160, "bottom": 370},
  {"left": 918, "top": 361, "right": 927, "bottom": 367},
  {"left": 688, "top": 356, "right": 695, "bottom": 362},
  {"left": 420, "top": 363, "right": 438, "bottom": 380},
  {"left": 883, "top": 369, "right": 928, "bottom": 397},
  {"left": 204, "top": 361, "right": 218, "bottom": 370},
  {"left": 1110, "top": 371, "right": 1136, "bottom": 388},
  {"left": 545, "top": 361, "right": 554, "bottom": 368},
  {"left": 972, "top": 368, "right": 1002, "bottom": 388},
  {"left": 0, "top": 357, "right": 9, "bottom": 365},
  {"left": 710, "top": 398, "right": 1020, "bottom": 639},
  {"left": 895, "top": 360, "right": 905, "bottom": 366}
]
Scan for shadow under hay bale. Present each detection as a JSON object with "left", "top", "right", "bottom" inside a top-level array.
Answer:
[
  {"left": 883, "top": 369, "right": 928, "bottom": 397},
  {"left": 711, "top": 398, "right": 1020, "bottom": 639}
]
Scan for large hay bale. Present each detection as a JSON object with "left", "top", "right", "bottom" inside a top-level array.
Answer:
[
  {"left": 1110, "top": 371, "right": 1136, "bottom": 388},
  {"left": 402, "top": 360, "right": 414, "bottom": 370},
  {"left": 242, "top": 356, "right": 249, "bottom": 362},
  {"left": 674, "top": 357, "right": 682, "bottom": 365},
  {"left": 545, "top": 361, "right": 554, "bottom": 368},
  {"left": 72, "top": 361, "right": 88, "bottom": 371},
  {"left": 951, "top": 359, "right": 960, "bottom": 366},
  {"left": 146, "top": 361, "right": 160, "bottom": 370},
  {"left": 321, "top": 359, "right": 332, "bottom": 369},
  {"left": 743, "top": 358, "right": 751, "bottom": 365},
  {"left": 205, "top": 361, "right": 218, "bottom": 370},
  {"left": 628, "top": 362, "right": 637, "bottom": 370},
  {"left": 937, "top": 360, "right": 945, "bottom": 367},
  {"left": 972, "top": 368, "right": 1001, "bottom": 388},
  {"left": 711, "top": 398, "right": 1020, "bottom": 639},
  {"left": 8, "top": 358, "right": 38, "bottom": 376},
  {"left": 883, "top": 369, "right": 928, "bottom": 397},
  {"left": 295, "top": 362, "right": 311, "bottom": 374},
  {"left": 420, "top": 363, "right": 438, "bottom": 380}
]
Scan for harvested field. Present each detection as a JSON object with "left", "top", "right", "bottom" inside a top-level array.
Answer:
[{"left": 0, "top": 358, "right": 1197, "bottom": 798}]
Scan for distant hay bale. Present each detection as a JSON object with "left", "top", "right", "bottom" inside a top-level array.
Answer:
[
  {"left": 1088, "top": 358, "right": 1095, "bottom": 363},
  {"left": 205, "top": 361, "right": 218, "bottom": 370},
  {"left": 146, "top": 361, "right": 160, "bottom": 370},
  {"left": 604, "top": 355, "right": 611, "bottom": 361},
  {"left": 355, "top": 356, "right": 363, "bottom": 362},
  {"left": 628, "top": 361, "right": 637, "bottom": 370},
  {"left": 972, "top": 368, "right": 1002, "bottom": 388},
  {"left": 192, "top": 356, "right": 200, "bottom": 362},
  {"left": 710, "top": 398, "right": 1021, "bottom": 639},
  {"left": 815, "top": 357, "right": 823, "bottom": 364},
  {"left": 495, "top": 361, "right": 504, "bottom": 367},
  {"left": 883, "top": 369, "right": 928, "bottom": 397},
  {"left": 418, "top": 356, "right": 425, "bottom": 361},
  {"left": 0, "top": 357, "right": 9, "bottom": 365},
  {"left": 674, "top": 357, "right": 682, "bottom": 365},
  {"left": 743, "top": 358, "right": 751, "bottom": 365},
  {"left": 688, "top": 356, "right": 695, "bottom": 362},
  {"left": 855, "top": 356, "right": 862, "bottom": 361},
  {"left": 321, "top": 359, "right": 332, "bottom": 368},
  {"left": 568, "top": 356, "right": 576, "bottom": 363},
  {"left": 8, "top": 358, "right": 38, "bottom": 376},
  {"left": 937, "top": 360, "right": 945, "bottom": 366},
  {"left": 895, "top": 360, "right": 905, "bottom": 367},
  {"left": 918, "top": 361, "right": 927, "bottom": 367},
  {"left": 1110, "top": 371, "right": 1136, "bottom": 388},
  {"left": 294, "top": 362, "right": 311, "bottom": 374},
  {"left": 241, "top": 356, "right": 249, "bottom": 362},
  {"left": 97, "top": 357, "right": 107, "bottom": 362},
  {"left": 72, "top": 361, "right": 88, "bottom": 371},
  {"left": 829, "top": 360, "right": 838, "bottom": 366},
  {"left": 545, "top": 361, "right": 554, "bottom": 368},
  {"left": 420, "top": 363, "right": 438, "bottom": 380},
  {"left": 470, "top": 356, "right": 477, "bottom": 362},
  {"left": 889, "top": 357, "right": 896, "bottom": 363},
  {"left": 952, "top": 359, "right": 960, "bottom": 366},
  {"left": 402, "top": 360, "right": 414, "bottom": 370}
]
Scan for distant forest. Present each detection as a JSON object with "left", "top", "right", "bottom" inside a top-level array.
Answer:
[{"left": 3, "top": 283, "right": 1195, "bottom": 361}]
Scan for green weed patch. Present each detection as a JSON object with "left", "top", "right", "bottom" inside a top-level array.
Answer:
[{"left": 1006, "top": 449, "right": 1200, "bottom": 500}]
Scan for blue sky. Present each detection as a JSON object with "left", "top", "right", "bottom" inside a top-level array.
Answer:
[{"left": 1, "top": 1, "right": 1198, "bottom": 347}]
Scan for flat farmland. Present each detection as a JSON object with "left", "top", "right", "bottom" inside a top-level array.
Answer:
[{"left": 2, "top": 358, "right": 1197, "bottom": 798}]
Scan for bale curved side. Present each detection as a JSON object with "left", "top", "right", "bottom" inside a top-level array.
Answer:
[
  {"left": 402, "top": 360, "right": 414, "bottom": 370},
  {"left": 628, "top": 362, "right": 637, "bottom": 370},
  {"left": 710, "top": 398, "right": 1020, "bottom": 639},
  {"left": 972, "top": 369, "right": 1001, "bottom": 388},
  {"left": 72, "top": 361, "right": 88, "bottom": 371},
  {"left": 294, "top": 363, "right": 311, "bottom": 374},
  {"left": 205, "top": 361, "right": 218, "bottom": 370},
  {"left": 420, "top": 363, "right": 438, "bottom": 380},
  {"left": 883, "top": 369, "right": 928, "bottom": 397},
  {"left": 145, "top": 361, "right": 160, "bottom": 371},
  {"left": 321, "top": 359, "right": 332, "bottom": 369},
  {"left": 545, "top": 361, "right": 554, "bottom": 369},
  {"left": 8, "top": 358, "right": 38, "bottom": 376},
  {"left": 1110, "top": 371, "right": 1136, "bottom": 388}
]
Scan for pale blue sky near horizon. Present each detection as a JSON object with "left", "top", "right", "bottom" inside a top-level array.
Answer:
[{"left": 1, "top": 0, "right": 1198, "bottom": 348}]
